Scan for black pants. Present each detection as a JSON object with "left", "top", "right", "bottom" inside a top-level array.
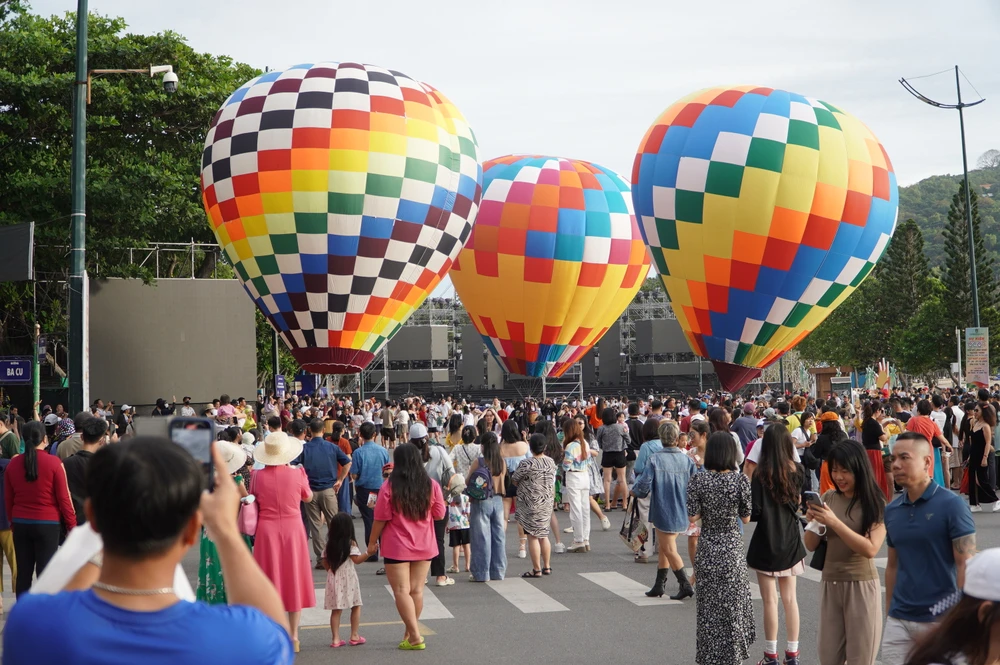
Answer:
[
  {"left": 354, "top": 486, "right": 377, "bottom": 561},
  {"left": 13, "top": 522, "right": 61, "bottom": 597},
  {"left": 431, "top": 518, "right": 447, "bottom": 578}
]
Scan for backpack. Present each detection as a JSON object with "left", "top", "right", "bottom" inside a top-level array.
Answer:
[{"left": 464, "top": 457, "right": 494, "bottom": 501}]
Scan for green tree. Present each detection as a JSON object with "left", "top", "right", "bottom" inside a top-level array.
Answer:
[
  {"left": 796, "top": 273, "right": 892, "bottom": 368},
  {"left": 878, "top": 219, "right": 931, "bottom": 310},
  {"left": 0, "top": 6, "right": 260, "bottom": 355},
  {"left": 940, "top": 182, "right": 998, "bottom": 328},
  {"left": 891, "top": 277, "right": 954, "bottom": 376}
]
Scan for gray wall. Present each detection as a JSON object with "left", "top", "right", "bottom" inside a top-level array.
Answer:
[
  {"left": 89, "top": 278, "right": 257, "bottom": 407},
  {"left": 635, "top": 362, "right": 704, "bottom": 376},
  {"left": 387, "top": 326, "right": 449, "bottom": 361},
  {"left": 635, "top": 319, "right": 691, "bottom": 355},
  {"left": 486, "top": 354, "right": 505, "bottom": 390},
  {"left": 387, "top": 368, "right": 449, "bottom": 383},
  {"left": 582, "top": 350, "right": 596, "bottom": 386},
  {"left": 597, "top": 322, "right": 621, "bottom": 384},
  {"left": 461, "top": 325, "right": 484, "bottom": 388}
]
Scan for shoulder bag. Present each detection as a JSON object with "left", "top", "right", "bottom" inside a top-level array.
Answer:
[{"left": 237, "top": 471, "right": 259, "bottom": 537}]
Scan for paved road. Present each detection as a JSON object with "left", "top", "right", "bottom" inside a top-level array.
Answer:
[{"left": 3, "top": 495, "right": 999, "bottom": 664}]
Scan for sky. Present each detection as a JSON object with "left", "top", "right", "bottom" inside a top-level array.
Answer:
[{"left": 31, "top": 0, "right": 1000, "bottom": 297}]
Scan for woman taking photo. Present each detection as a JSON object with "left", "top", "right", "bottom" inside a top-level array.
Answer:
[
  {"left": 747, "top": 423, "right": 807, "bottom": 665},
  {"left": 860, "top": 402, "right": 891, "bottom": 499},
  {"left": 904, "top": 548, "right": 1000, "bottom": 665},
  {"left": 687, "top": 431, "right": 754, "bottom": 665},
  {"left": 596, "top": 407, "right": 630, "bottom": 511},
  {"left": 512, "top": 433, "right": 557, "bottom": 577},
  {"left": 804, "top": 440, "right": 886, "bottom": 665},
  {"left": 466, "top": 432, "right": 507, "bottom": 582},
  {"left": 633, "top": 420, "right": 696, "bottom": 600},
  {"left": 561, "top": 418, "right": 594, "bottom": 553},
  {"left": 968, "top": 402, "right": 999, "bottom": 512},
  {"left": 5, "top": 421, "right": 76, "bottom": 597},
  {"left": 368, "top": 443, "right": 447, "bottom": 650},
  {"left": 499, "top": 419, "right": 529, "bottom": 559},
  {"left": 251, "top": 430, "right": 315, "bottom": 652}
]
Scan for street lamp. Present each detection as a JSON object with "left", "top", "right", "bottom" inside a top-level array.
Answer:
[{"left": 68, "top": 0, "right": 177, "bottom": 414}]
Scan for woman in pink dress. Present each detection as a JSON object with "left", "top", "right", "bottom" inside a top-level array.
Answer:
[{"left": 252, "top": 431, "right": 314, "bottom": 653}]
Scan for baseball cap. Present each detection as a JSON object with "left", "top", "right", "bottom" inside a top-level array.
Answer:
[
  {"left": 120, "top": 404, "right": 132, "bottom": 412},
  {"left": 743, "top": 403, "right": 755, "bottom": 415},
  {"left": 763, "top": 408, "right": 778, "bottom": 421},
  {"left": 964, "top": 548, "right": 1000, "bottom": 600},
  {"left": 409, "top": 423, "right": 428, "bottom": 440},
  {"left": 43, "top": 413, "right": 60, "bottom": 426}
]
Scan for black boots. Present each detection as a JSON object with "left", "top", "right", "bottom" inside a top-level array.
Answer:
[
  {"left": 645, "top": 568, "right": 669, "bottom": 597},
  {"left": 670, "top": 568, "right": 694, "bottom": 600}
]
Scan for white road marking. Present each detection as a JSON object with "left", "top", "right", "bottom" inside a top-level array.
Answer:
[
  {"left": 486, "top": 578, "right": 569, "bottom": 613},
  {"left": 300, "top": 588, "right": 331, "bottom": 626},
  {"left": 384, "top": 584, "right": 454, "bottom": 619},
  {"left": 579, "top": 571, "right": 682, "bottom": 606}
]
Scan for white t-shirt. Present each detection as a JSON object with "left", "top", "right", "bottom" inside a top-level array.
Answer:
[
  {"left": 950, "top": 405, "right": 964, "bottom": 446},
  {"left": 791, "top": 427, "right": 811, "bottom": 448},
  {"left": 930, "top": 409, "right": 947, "bottom": 440},
  {"left": 730, "top": 431, "right": 745, "bottom": 466},
  {"left": 746, "top": 437, "right": 802, "bottom": 464}
]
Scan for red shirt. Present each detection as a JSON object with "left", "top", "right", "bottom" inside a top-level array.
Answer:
[
  {"left": 906, "top": 415, "right": 944, "bottom": 445},
  {"left": 5, "top": 451, "right": 77, "bottom": 527},
  {"left": 374, "top": 481, "right": 446, "bottom": 561},
  {"left": 338, "top": 437, "right": 353, "bottom": 474}
]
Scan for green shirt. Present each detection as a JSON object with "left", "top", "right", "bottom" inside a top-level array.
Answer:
[{"left": 0, "top": 431, "right": 20, "bottom": 459}]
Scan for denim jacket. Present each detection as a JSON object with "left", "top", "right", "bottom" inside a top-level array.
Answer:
[{"left": 632, "top": 447, "right": 696, "bottom": 533}]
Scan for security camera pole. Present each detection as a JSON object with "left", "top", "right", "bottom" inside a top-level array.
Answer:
[{"left": 68, "top": 0, "right": 176, "bottom": 413}]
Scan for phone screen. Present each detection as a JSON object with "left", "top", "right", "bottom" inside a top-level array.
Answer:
[{"left": 169, "top": 417, "right": 215, "bottom": 490}]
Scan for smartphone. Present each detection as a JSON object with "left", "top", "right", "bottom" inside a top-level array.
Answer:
[
  {"left": 169, "top": 417, "right": 216, "bottom": 490},
  {"left": 803, "top": 491, "right": 824, "bottom": 509}
]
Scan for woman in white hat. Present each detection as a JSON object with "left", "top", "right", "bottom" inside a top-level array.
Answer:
[
  {"left": 904, "top": 547, "right": 1000, "bottom": 665},
  {"left": 251, "top": 431, "right": 315, "bottom": 653},
  {"left": 196, "top": 437, "right": 248, "bottom": 605}
]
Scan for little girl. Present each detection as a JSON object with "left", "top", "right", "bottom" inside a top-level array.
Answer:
[
  {"left": 446, "top": 475, "right": 471, "bottom": 573},
  {"left": 324, "top": 513, "right": 368, "bottom": 648}
]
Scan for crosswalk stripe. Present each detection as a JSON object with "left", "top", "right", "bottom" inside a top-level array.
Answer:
[
  {"left": 486, "top": 578, "right": 569, "bottom": 614},
  {"left": 299, "top": 588, "right": 330, "bottom": 626},
  {"left": 384, "top": 584, "right": 454, "bottom": 620},
  {"left": 579, "top": 571, "right": 682, "bottom": 606}
]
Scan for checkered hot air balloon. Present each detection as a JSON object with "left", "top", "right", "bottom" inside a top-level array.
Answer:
[
  {"left": 200, "top": 63, "right": 482, "bottom": 374},
  {"left": 450, "top": 156, "right": 650, "bottom": 378},
  {"left": 632, "top": 86, "right": 898, "bottom": 391}
]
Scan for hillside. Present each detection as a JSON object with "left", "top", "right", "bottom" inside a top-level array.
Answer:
[{"left": 899, "top": 166, "right": 1000, "bottom": 268}]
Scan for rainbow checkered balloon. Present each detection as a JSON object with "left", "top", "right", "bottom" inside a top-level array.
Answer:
[
  {"left": 201, "top": 62, "right": 481, "bottom": 374},
  {"left": 632, "top": 86, "right": 898, "bottom": 391},
  {"left": 450, "top": 156, "right": 650, "bottom": 378}
]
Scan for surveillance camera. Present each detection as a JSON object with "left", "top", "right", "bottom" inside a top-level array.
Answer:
[{"left": 162, "top": 71, "right": 178, "bottom": 94}]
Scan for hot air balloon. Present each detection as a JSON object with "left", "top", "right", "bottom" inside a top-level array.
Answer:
[
  {"left": 632, "top": 86, "right": 898, "bottom": 391},
  {"left": 450, "top": 155, "right": 650, "bottom": 378},
  {"left": 200, "top": 62, "right": 481, "bottom": 373}
]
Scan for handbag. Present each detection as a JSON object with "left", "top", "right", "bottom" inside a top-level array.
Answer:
[
  {"left": 618, "top": 497, "right": 648, "bottom": 553},
  {"left": 809, "top": 538, "right": 827, "bottom": 571},
  {"left": 237, "top": 472, "right": 259, "bottom": 537}
]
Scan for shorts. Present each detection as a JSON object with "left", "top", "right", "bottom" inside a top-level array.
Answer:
[
  {"left": 752, "top": 560, "right": 805, "bottom": 577},
  {"left": 449, "top": 529, "right": 470, "bottom": 547},
  {"left": 601, "top": 451, "right": 627, "bottom": 468},
  {"left": 383, "top": 557, "right": 430, "bottom": 565},
  {"left": 428, "top": 427, "right": 439, "bottom": 433},
  {"left": 382, "top": 427, "right": 394, "bottom": 440}
]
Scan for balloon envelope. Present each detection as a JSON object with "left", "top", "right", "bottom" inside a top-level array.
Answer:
[
  {"left": 451, "top": 155, "right": 650, "bottom": 378},
  {"left": 201, "top": 62, "right": 481, "bottom": 373},
  {"left": 632, "top": 86, "right": 898, "bottom": 391}
]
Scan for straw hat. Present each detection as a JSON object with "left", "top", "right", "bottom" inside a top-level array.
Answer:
[
  {"left": 217, "top": 440, "right": 248, "bottom": 475},
  {"left": 253, "top": 431, "right": 303, "bottom": 466}
]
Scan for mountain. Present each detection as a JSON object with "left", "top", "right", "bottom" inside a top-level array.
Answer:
[{"left": 898, "top": 166, "right": 1000, "bottom": 268}]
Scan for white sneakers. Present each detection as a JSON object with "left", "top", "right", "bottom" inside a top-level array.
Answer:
[
  {"left": 971, "top": 505, "right": 983, "bottom": 513},
  {"left": 994, "top": 502, "right": 1000, "bottom": 513},
  {"left": 563, "top": 526, "right": 574, "bottom": 533},
  {"left": 601, "top": 516, "right": 612, "bottom": 531},
  {"left": 567, "top": 542, "right": 587, "bottom": 553},
  {"left": 554, "top": 543, "right": 566, "bottom": 554}
]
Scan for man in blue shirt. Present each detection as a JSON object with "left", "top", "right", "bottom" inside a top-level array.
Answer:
[
  {"left": 4, "top": 437, "right": 293, "bottom": 665},
  {"left": 882, "top": 432, "right": 976, "bottom": 665},
  {"left": 351, "top": 421, "right": 390, "bottom": 562},
  {"left": 295, "top": 418, "right": 350, "bottom": 568}
]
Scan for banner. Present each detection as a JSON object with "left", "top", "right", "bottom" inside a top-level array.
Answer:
[{"left": 966, "top": 327, "right": 990, "bottom": 389}]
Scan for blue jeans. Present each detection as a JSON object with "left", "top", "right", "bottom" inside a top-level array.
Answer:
[
  {"left": 337, "top": 478, "right": 352, "bottom": 517},
  {"left": 469, "top": 495, "right": 506, "bottom": 581}
]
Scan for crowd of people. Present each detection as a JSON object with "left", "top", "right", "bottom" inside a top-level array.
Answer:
[{"left": 1, "top": 385, "right": 999, "bottom": 665}]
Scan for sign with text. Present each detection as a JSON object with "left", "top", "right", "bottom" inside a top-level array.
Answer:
[
  {"left": 966, "top": 327, "right": 990, "bottom": 389},
  {"left": 275, "top": 374, "right": 286, "bottom": 399},
  {"left": 0, "top": 358, "right": 33, "bottom": 384}
]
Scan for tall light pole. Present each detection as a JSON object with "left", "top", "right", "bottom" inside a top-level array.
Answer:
[
  {"left": 900, "top": 66, "right": 986, "bottom": 327},
  {"left": 68, "top": 0, "right": 89, "bottom": 415},
  {"left": 68, "top": 1, "right": 177, "bottom": 414}
]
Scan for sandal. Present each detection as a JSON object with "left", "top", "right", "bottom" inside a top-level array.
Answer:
[
  {"left": 521, "top": 569, "right": 542, "bottom": 578},
  {"left": 542, "top": 567, "right": 552, "bottom": 575},
  {"left": 330, "top": 640, "right": 347, "bottom": 648},
  {"left": 399, "top": 638, "right": 426, "bottom": 650},
  {"left": 349, "top": 637, "right": 366, "bottom": 646}
]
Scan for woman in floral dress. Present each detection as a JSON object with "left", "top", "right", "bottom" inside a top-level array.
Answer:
[
  {"left": 197, "top": 440, "right": 251, "bottom": 604},
  {"left": 686, "top": 432, "right": 755, "bottom": 665}
]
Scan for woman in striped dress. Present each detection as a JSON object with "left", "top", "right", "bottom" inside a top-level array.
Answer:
[{"left": 512, "top": 433, "right": 556, "bottom": 577}]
